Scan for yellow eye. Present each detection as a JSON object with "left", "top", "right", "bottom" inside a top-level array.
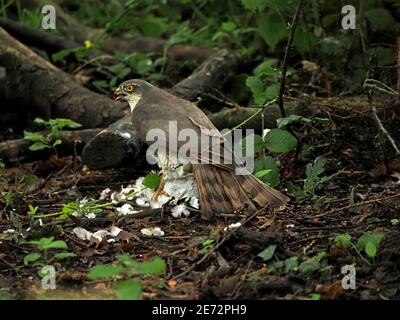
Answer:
[{"left": 124, "top": 85, "right": 134, "bottom": 92}]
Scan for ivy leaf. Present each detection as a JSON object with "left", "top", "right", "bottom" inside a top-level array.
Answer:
[
  {"left": 142, "top": 173, "right": 161, "bottom": 190},
  {"left": 264, "top": 129, "right": 297, "bottom": 153},
  {"left": 246, "top": 76, "right": 265, "bottom": 105},
  {"left": 265, "top": 84, "right": 280, "bottom": 101},
  {"left": 258, "top": 244, "right": 276, "bottom": 261}
]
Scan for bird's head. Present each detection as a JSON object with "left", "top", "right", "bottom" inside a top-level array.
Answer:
[{"left": 114, "top": 79, "right": 150, "bottom": 111}]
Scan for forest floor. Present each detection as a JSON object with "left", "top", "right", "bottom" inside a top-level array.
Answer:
[{"left": 1, "top": 96, "right": 399, "bottom": 300}]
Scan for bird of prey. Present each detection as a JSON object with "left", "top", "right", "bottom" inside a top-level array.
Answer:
[{"left": 114, "top": 79, "right": 289, "bottom": 218}]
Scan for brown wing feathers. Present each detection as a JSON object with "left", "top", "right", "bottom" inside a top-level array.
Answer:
[{"left": 193, "top": 164, "right": 289, "bottom": 219}]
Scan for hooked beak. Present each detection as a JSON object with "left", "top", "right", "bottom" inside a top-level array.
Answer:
[{"left": 113, "top": 88, "right": 126, "bottom": 101}]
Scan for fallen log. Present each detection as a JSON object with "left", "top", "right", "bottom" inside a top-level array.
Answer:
[
  {"left": 0, "top": 129, "right": 100, "bottom": 163},
  {"left": 0, "top": 27, "right": 127, "bottom": 128},
  {"left": 82, "top": 49, "right": 241, "bottom": 169}
]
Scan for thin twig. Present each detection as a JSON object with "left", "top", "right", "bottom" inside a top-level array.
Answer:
[
  {"left": 277, "top": 0, "right": 305, "bottom": 118},
  {"left": 371, "top": 104, "right": 400, "bottom": 156},
  {"left": 311, "top": 193, "right": 400, "bottom": 219}
]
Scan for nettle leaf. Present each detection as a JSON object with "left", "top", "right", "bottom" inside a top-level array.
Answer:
[
  {"left": 87, "top": 264, "right": 124, "bottom": 280},
  {"left": 253, "top": 59, "right": 279, "bottom": 78},
  {"left": 305, "top": 156, "right": 326, "bottom": 180},
  {"left": 264, "top": 129, "right": 297, "bottom": 153},
  {"left": 258, "top": 244, "right": 276, "bottom": 261},
  {"left": 365, "top": 8, "right": 395, "bottom": 32},
  {"left": 277, "top": 115, "right": 312, "bottom": 129},
  {"left": 253, "top": 156, "right": 279, "bottom": 187},
  {"left": 113, "top": 279, "right": 142, "bottom": 300},
  {"left": 265, "top": 84, "right": 280, "bottom": 101},
  {"left": 239, "top": 133, "right": 264, "bottom": 156},
  {"left": 246, "top": 76, "right": 265, "bottom": 105},
  {"left": 53, "top": 252, "right": 76, "bottom": 260},
  {"left": 24, "top": 253, "right": 41, "bottom": 265},
  {"left": 142, "top": 173, "right": 161, "bottom": 190}
]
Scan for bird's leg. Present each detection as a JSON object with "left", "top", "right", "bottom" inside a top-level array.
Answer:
[{"left": 151, "top": 172, "right": 166, "bottom": 201}]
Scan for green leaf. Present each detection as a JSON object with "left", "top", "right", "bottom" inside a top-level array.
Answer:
[
  {"left": 23, "top": 131, "right": 47, "bottom": 143},
  {"left": 365, "top": 8, "right": 395, "bottom": 32},
  {"left": 283, "top": 256, "right": 298, "bottom": 273},
  {"left": 131, "top": 257, "right": 166, "bottom": 275},
  {"left": 113, "top": 279, "right": 142, "bottom": 300},
  {"left": 299, "top": 258, "right": 320, "bottom": 274},
  {"left": 24, "top": 253, "right": 41, "bottom": 265},
  {"left": 264, "top": 129, "right": 297, "bottom": 153},
  {"left": 240, "top": 0, "right": 266, "bottom": 11},
  {"left": 33, "top": 118, "right": 48, "bottom": 127},
  {"left": 29, "top": 142, "right": 50, "bottom": 151},
  {"left": 222, "top": 21, "right": 236, "bottom": 31},
  {"left": 265, "top": 84, "right": 280, "bottom": 101},
  {"left": 309, "top": 293, "right": 321, "bottom": 300},
  {"left": 20, "top": 175, "right": 38, "bottom": 187},
  {"left": 253, "top": 156, "right": 279, "bottom": 187},
  {"left": 253, "top": 59, "right": 279, "bottom": 78},
  {"left": 142, "top": 173, "right": 161, "bottom": 190},
  {"left": 52, "top": 139, "right": 62, "bottom": 148},
  {"left": 45, "top": 240, "right": 68, "bottom": 250},
  {"left": 50, "top": 118, "right": 82, "bottom": 129},
  {"left": 258, "top": 244, "right": 276, "bottom": 261},
  {"left": 53, "top": 252, "right": 76, "bottom": 260},
  {"left": 239, "top": 133, "right": 264, "bottom": 156},
  {"left": 276, "top": 115, "right": 312, "bottom": 129},
  {"left": 365, "top": 242, "right": 377, "bottom": 258},
  {"left": 246, "top": 76, "right": 265, "bottom": 105},
  {"left": 138, "top": 17, "right": 165, "bottom": 37},
  {"left": 87, "top": 264, "right": 124, "bottom": 280},
  {"left": 332, "top": 234, "right": 352, "bottom": 248},
  {"left": 52, "top": 48, "right": 75, "bottom": 63},
  {"left": 356, "top": 232, "right": 384, "bottom": 257},
  {"left": 306, "top": 157, "right": 326, "bottom": 177},
  {"left": 258, "top": 11, "right": 288, "bottom": 50},
  {"left": 254, "top": 169, "right": 271, "bottom": 178}
]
